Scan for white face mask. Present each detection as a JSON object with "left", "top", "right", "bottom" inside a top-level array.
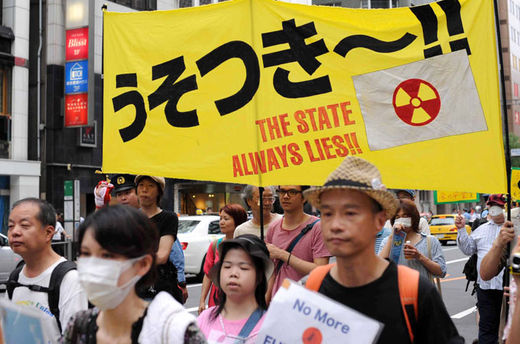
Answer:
[
  {"left": 489, "top": 206, "right": 504, "bottom": 218},
  {"left": 77, "top": 256, "right": 143, "bottom": 310},
  {"left": 394, "top": 217, "right": 412, "bottom": 227}
]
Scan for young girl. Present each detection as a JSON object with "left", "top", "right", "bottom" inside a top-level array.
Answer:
[
  {"left": 61, "top": 205, "right": 206, "bottom": 343},
  {"left": 199, "top": 204, "right": 247, "bottom": 314},
  {"left": 197, "top": 234, "right": 274, "bottom": 343}
]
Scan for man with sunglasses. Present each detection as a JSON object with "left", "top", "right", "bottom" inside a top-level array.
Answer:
[
  {"left": 234, "top": 185, "right": 282, "bottom": 238},
  {"left": 265, "top": 185, "right": 330, "bottom": 302}
]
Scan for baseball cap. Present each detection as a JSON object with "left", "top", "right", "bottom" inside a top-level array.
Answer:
[{"left": 487, "top": 194, "right": 506, "bottom": 207}]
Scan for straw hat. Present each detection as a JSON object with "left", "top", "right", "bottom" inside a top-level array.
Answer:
[{"left": 303, "top": 156, "right": 398, "bottom": 219}]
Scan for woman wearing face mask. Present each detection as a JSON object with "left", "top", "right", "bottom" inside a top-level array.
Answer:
[
  {"left": 199, "top": 204, "right": 247, "bottom": 315},
  {"left": 379, "top": 199, "right": 446, "bottom": 280},
  {"left": 61, "top": 205, "right": 206, "bottom": 344},
  {"left": 197, "top": 234, "right": 273, "bottom": 343}
]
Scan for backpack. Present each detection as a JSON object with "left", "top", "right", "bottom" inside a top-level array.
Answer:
[
  {"left": 306, "top": 263, "right": 420, "bottom": 343},
  {"left": 462, "top": 253, "right": 478, "bottom": 295},
  {"left": 6, "top": 260, "right": 77, "bottom": 332}
]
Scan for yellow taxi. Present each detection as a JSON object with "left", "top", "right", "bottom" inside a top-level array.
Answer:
[{"left": 429, "top": 214, "right": 471, "bottom": 245}]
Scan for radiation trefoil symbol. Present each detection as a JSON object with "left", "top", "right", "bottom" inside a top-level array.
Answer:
[{"left": 392, "top": 78, "right": 441, "bottom": 126}]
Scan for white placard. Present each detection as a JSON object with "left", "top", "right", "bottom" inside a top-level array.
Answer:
[
  {"left": 257, "top": 280, "right": 383, "bottom": 344},
  {"left": 0, "top": 298, "right": 59, "bottom": 344}
]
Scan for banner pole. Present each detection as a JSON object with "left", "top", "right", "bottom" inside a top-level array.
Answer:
[
  {"left": 259, "top": 187, "right": 265, "bottom": 241},
  {"left": 494, "top": 0, "right": 512, "bottom": 219},
  {"left": 494, "top": 0, "right": 512, "bottom": 326}
]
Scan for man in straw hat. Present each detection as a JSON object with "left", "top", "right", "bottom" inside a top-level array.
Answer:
[{"left": 303, "top": 156, "right": 463, "bottom": 344}]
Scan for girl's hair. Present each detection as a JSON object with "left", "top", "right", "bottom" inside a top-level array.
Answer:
[
  {"left": 78, "top": 205, "right": 159, "bottom": 291},
  {"left": 220, "top": 204, "right": 248, "bottom": 228},
  {"left": 211, "top": 241, "right": 269, "bottom": 320},
  {"left": 390, "top": 199, "right": 420, "bottom": 233}
]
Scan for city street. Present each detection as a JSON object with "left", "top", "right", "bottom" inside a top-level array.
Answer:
[{"left": 186, "top": 242, "right": 480, "bottom": 343}]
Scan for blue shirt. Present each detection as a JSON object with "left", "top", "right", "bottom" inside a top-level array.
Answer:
[{"left": 169, "top": 239, "right": 186, "bottom": 283}]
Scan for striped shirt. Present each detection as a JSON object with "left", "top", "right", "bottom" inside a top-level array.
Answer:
[{"left": 457, "top": 219, "right": 504, "bottom": 290}]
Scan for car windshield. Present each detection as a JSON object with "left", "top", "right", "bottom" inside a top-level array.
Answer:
[
  {"left": 430, "top": 217, "right": 455, "bottom": 226},
  {"left": 178, "top": 220, "right": 201, "bottom": 233}
]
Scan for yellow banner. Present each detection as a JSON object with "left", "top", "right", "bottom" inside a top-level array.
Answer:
[
  {"left": 512, "top": 168, "right": 520, "bottom": 201},
  {"left": 103, "top": 0, "right": 506, "bottom": 192},
  {"left": 434, "top": 191, "right": 479, "bottom": 204}
]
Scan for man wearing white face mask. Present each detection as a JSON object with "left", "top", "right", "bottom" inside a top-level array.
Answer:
[{"left": 456, "top": 194, "right": 507, "bottom": 344}]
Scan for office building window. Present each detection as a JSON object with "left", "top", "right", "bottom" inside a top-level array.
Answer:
[
  {"left": 515, "top": 82, "right": 519, "bottom": 97},
  {"left": 179, "top": 0, "right": 193, "bottom": 7},
  {"left": 111, "top": 0, "right": 157, "bottom": 10},
  {"left": 0, "top": 68, "right": 10, "bottom": 159}
]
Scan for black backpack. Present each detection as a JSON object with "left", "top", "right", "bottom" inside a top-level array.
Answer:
[
  {"left": 6, "top": 260, "right": 77, "bottom": 332},
  {"left": 462, "top": 253, "right": 478, "bottom": 295}
]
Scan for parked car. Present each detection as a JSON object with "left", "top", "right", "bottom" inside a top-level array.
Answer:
[
  {"left": 177, "top": 215, "right": 223, "bottom": 280},
  {"left": 0, "top": 233, "right": 22, "bottom": 287},
  {"left": 429, "top": 214, "right": 471, "bottom": 245}
]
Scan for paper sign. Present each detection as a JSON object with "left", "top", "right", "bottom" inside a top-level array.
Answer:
[
  {"left": 257, "top": 280, "right": 383, "bottom": 344},
  {"left": 0, "top": 298, "right": 59, "bottom": 344}
]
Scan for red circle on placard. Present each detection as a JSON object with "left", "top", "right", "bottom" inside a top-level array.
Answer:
[
  {"left": 392, "top": 78, "right": 441, "bottom": 127},
  {"left": 302, "top": 327, "right": 323, "bottom": 344}
]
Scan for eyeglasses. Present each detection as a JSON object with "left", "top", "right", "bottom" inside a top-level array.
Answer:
[{"left": 276, "top": 189, "right": 302, "bottom": 197}]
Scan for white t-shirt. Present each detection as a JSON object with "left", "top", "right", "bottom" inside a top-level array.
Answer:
[
  {"left": 234, "top": 213, "right": 282, "bottom": 238},
  {"left": 52, "top": 222, "right": 64, "bottom": 241},
  {"left": 9, "top": 257, "right": 88, "bottom": 333}
]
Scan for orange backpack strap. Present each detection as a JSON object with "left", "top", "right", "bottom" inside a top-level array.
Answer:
[
  {"left": 305, "top": 263, "right": 335, "bottom": 291},
  {"left": 397, "top": 265, "right": 420, "bottom": 343}
]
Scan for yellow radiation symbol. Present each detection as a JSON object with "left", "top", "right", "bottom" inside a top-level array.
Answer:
[{"left": 117, "top": 176, "right": 125, "bottom": 185}]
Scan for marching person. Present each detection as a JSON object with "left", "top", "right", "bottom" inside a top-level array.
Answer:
[
  {"left": 379, "top": 199, "right": 446, "bottom": 280},
  {"left": 197, "top": 234, "right": 273, "bottom": 343},
  {"left": 265, "top": 185, "right": 330, "bottom": 301},
  {"left": 456, "top": 194, "right": 507, "bottom": 344},
  {"left": 393, "top": 189, "right": 430, "bottom": 235},
  {"left": 7, "top": 198, "right": 88, "bottom": 334},
  {"left": 234, "top": 185, "right": 282, "bottom": 238},
  {"left": 135, "top": 175, "right": 183, "bottom": 303},
  {"left": 61, "top": 205, "right": 206, "bottom": 343},
  {"left": 199, "top": 204, "right": 247, "bottom": 314},
  {"left": 112, "top": 173, "right": 140, "bottom": 208},
  {"left": 303, "top": 156, "right": 463, "bottom": 343}
]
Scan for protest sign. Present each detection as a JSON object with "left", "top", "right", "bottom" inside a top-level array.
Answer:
[
  {"left": 0, "top": 298, "right": 59, "bottom": 344},
  {"left": 103, "top": 0, "right": 506, "bottom": 193},
  {"left": 257, "top": 280, "right": 383, "bottom": 343}
]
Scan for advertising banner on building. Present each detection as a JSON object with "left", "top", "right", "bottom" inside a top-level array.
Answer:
[
  {"left": 434, "top": 191, "right": 480, "bottom": 204},
  {"left": 66, "top": 27, "right": 88, "bottom": 61},
  {"left": 103, "top": 0, "right": 506, "bottom": 193}
]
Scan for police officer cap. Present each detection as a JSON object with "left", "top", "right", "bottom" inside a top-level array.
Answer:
[{"left": 112, "top": 174, "right": 136, "bottom": 194}]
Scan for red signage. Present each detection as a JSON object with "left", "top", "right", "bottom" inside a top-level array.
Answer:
[
  {"left": 66, "top": 28, "right": 88, "bottom": 61},
  {"left": 65, "top": 94, "right": 88, "bottom": 127}
]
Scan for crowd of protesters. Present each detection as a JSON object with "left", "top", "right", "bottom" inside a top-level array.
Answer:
[{"left": 7, "top": 156, "right": 520, "bottom": 343}]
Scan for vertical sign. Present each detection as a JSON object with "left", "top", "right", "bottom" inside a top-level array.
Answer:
[
  {"left": 63, "top": 181, "right": 74, "bottom": 239},
  {"left": 64, "top": 0, "right": 93, "bottom": 127}
]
